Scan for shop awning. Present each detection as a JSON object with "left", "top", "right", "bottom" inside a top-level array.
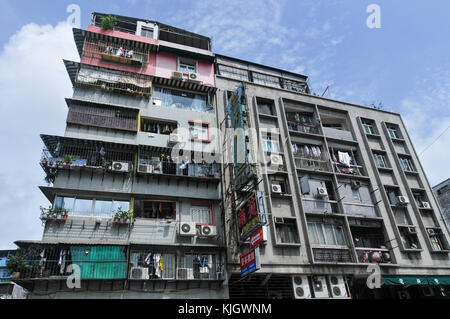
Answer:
[{"left": 383, "top": 275, "right": 450, "bottom": 286}]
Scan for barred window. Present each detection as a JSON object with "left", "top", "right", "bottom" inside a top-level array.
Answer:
[
  {"left": 252, "top": 72, "right": 281, "bottom": 88},
  {"left": 218, "top": 65, "right": 249, "bottom": 82}
]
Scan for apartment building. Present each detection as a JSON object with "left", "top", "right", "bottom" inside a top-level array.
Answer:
[
  {"left": 433, "top": 178, "right": 450, "bottom": 231},
  {"left": 215, "top": 54, "right": 450, "bottom": 299},
  {"left": 11, "top": 13, "right": 227, "bottom": 299}
]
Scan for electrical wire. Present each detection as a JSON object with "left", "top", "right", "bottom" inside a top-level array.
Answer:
[{"left": 419, "top": 125, "right": 450, "bottom": 156}]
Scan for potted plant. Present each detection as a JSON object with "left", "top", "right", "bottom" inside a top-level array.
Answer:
[
  {"left": 100, "top": 14, "right": 118, "bottom": 30},
  {"left": 63, "top": 155, "right": 75, "bottom": 166},
  {"left": 113, "top": 212, "right": 120, "bottom": 223},
  {"left": 6, "top": 252, "right": 30, "bottom": 279},
  {"left": 41, "top": 158, "right": 48, "bottom": 166}
]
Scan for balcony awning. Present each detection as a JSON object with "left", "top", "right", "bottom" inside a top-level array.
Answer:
[
  {"left": 383, "top": 275, "right": 450, "bottom": 286},
  {"left": 40, "top": 134, "right": 137, "bottom": 157},
  {"left": 63, "top": 59, "right": 79, "bottom": 86},
  {"left": 152, "top": 75, "right": 217, "bottom": 94}
]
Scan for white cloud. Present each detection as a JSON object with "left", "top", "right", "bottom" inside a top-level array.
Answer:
[
  {"left": 0, "top": 21, "right": 78, "bottom": 249},
  {"left": 400, "top": 68, "right": 450, "bottom": 186}
]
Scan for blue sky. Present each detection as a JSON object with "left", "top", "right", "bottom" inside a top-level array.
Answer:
[{"left": 0, "top": 0, "right": 449, "bottom": 249}]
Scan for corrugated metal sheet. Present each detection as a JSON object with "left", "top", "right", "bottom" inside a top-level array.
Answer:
[{"left": 70, "top": 246, "right": 127, "bottom": 279}]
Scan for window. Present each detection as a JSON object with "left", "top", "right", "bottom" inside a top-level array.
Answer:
[
  {"left": 373, "top": 153, "right": 388, "bottom": 168},
  {"left": 257, "top": 101, "right": 274, "bottom": 116},
  {"left": 141, "top": 26, "right": 154, "bottom": 38},
  {"left": 262, "top": 136, "right": 281, "bottom": 153},
  {"left": 153, "top": 87, "right": 212, "bottom": 113},
  {"left": 134, "top": 201, "right": 176, "bottom": 219},
  {"left": 362, "top": 120, "right": 376, "bottom": 135},
  {"left": 190, "top": 206, "right": 213, "bottom": 224},
  {"left": 387, "top": 125, "right": 402, "bottom": 139},
  {"left": 178, "top": 58, "right": 197, "bottom": 73},
  {"left": 189, "top": 122, "right": 210, "bottom": 142},
  {"left": 282, "top": 79, "right": 308, "bottom": 93},
  {"left": 252, "top": 72, "right": 281, "bottom": 88},
  {"left": 307, "top": 222, "right": 346, "bottom": 246},
  {"left": 399, "top": 157, "right": 415, "bottom": 172},
  {"left": 218, "top": 65, "right": 249, "bottom": 82},
  {"left": 276, "top": 219, "right": 300, "bottom": 244},
  {"left": 352, "top": 189, "right": 361, "bottom": 202},
  {"left": 129, "top": 251, "right": 176, "bottom": 279},
  {"left": 141, "top": 118, "right": 177, "bottom": 135},
  {"left": 428, "top": 231, "right": 444, "bottom": 251},
  {"left": 55, "top": 196, "right": 129, "bottom": 218}
]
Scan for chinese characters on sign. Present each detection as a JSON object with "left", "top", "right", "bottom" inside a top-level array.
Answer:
[
  {"left": 237, "top": 191, "right": 267, "bottom": 241},
  {"left": 240, "top": 247, "right": 261, "bottom": 277}
]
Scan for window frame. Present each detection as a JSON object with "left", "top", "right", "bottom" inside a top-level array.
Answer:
[
  {"left": 178, "top": 57, "right": 198, "bottom": 74},
  {"left": 54, "top": 196, "right": 130, "bottom": 218},
  {"left": 188, "top": 121, "right": 211, "bottom": 143},
  {"left": 307, "top": 222, "right": 347, "bottom": 247},
  {"left": 190, "top": 200, "right": 215, "bottom": 226}
]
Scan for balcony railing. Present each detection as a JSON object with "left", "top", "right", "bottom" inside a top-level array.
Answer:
[
  {"left": 137, "top": 160, "right": 221, "bottom": 179},
  {"left": 302, "top": 200, "right": 339, "bottom": 214},
  {"left": 83, "top": 39, "right": 149, "bottom": 68},
  {"left": 287, "top": 120, "right": 321, "bottom": 135},
  {"left": 343, "top": 203, "right": 379, "bottom": 218},
  {"left": 312, "top": 248, "right": 353, "bottom": 263}
]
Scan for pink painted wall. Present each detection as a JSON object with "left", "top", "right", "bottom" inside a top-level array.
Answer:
[
  {"left": 87, "top": 25, "right": 158, "bottom": 46},
  {"left": 155, "top": 51, "right": 215, "bottom": 87}
]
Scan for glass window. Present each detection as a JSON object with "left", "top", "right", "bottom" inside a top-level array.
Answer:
[
  {"left": 387, "top": 125, "right": 401, "bottom": 139},
  {"left": 373, "top": 153, "right": 387, "bottom": 168},
  {"left": 112, "top": 201, "right": 130, "bottom": 214},
  {"left": 257, "top": 102, "right": 274, "bottom": 115},
  {"left": 263, "top": 137, "right": 280, "bottom": 153},
  {"left": 153, "top": 87, "right": 211, "bottom": 113},
  {"left": 73, "top": 199, "right": 93, "bottom": 216},
  {"left": 54, "top": 196, "right": 75, "bottom": 214},
  {"left": 141, "top": 27, "right": 154, "bottom": 38},
  {"left": 179, "top": 59, "right": 197, "bottom": 73},
  {"left": 308, "top": 222, "right": 346, "bottom": 246},
  {"left": 400, "top": 157, "right": 414, "bottom": 172},
  {"left": 94, "top": 200, "right": 113, "bottom": 217},
  {"left": 276, "top": 220, "right": 300, "bottom": 244},
  {"left": 189, "top": 123, "right": 209, "bottom": 141},
  {"left": 252, "top": 72, "right": 281, "bottom": 88},
  {"left": 363, "top": 122, "right": 376, "bottom": 135},
  {"left": 136, "top": 201, "right": 175, "bottom": 219},
  {"left": 191, "top": 206, "right": 212, "bottom": 224},
  {"left": 218, "top": 65, "right": 249, "bottom": 82}
]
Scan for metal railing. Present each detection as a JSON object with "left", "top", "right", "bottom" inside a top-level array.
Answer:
[
  {"left": 312, "top": 248, "right": 353, "bottom": 263},
  {"left": 137, "top": 160, "right": 221, "bottom": 179},
  {"left": 287, "top": 120, "right": 321, "bottom": 135},
  {"left": 355, "top": 249, "right": 392, "bottom": 264}
]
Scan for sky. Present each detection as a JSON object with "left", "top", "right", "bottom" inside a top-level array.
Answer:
[{"left": 0, "top": 0, "right": 449, "bottom": 249}]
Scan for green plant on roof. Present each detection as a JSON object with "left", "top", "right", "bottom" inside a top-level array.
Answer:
[
  {"left": 6, "top": 253, "right": 30, "bottom": 274},
  {"left": 100, "top": 15, "right": 118, "bottom": 30}
]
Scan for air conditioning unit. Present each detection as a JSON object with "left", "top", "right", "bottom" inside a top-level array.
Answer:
[
  {"left": 169, "top": 134, "right": 183, "bottom": 144},
  {"left": 421, "top": 286, "right": 435, "bottom": 297},
  {"left": 396, "top": 196, "right": 409, "bottom": 206},
  {"left": 427, "top": 229, "right": 436, "bottom": 236},
  {"left": 171, "top": 71, "right": 184, "bottom": 80},
  {"left": 292, "top": 275, "right": 312, "bottom": 299},
  {"left": 271, "top": 183, "right": 282, "bottom": 194},
  {"left": 177, "top": 268, "right": 194, "bottom": 280},
  {"left": 178, "top": 222, "right": 197, "bottom": 236},
  {"left": 316, "top": 187, "right": 328, "bottom": 198},
  {"left": 112, "top": 162, "right": 129, "bottom": 172},
  {"left": 130, "top": 267, "right": 149, "bottom": 280},
  {"left": 328, "top": 275, "right": 349, "bottom": 299},
  {"left": 311, "top": 275, "right": 329, "bottom": 298},
  {"left": 200, "top": 225, "right": 217, "bottom": 237},
  {"left": 351, "top": 180, "right": 362, "bottom": 190},
  {"left": 421, "top": 202, "right": 431, "bottom": 209},
  {"left": 407, "top": 227, "right": 417, "bottom": 234},
  {"left": 188, "top": 73, "right": 202, "bottom": 84},
  {"left": 274, "top": 217, "right": 284, "bottom": 224},
  {"left": 138, "top": 164, "right": 153, "bottom": 173},
  {"left": 270, "top": 154, "right": 284, "bottom": 166}
]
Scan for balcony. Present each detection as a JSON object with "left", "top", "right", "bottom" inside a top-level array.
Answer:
[
  {"left": 287, "top": 120, "right": 321, "bottom": 135},
  {"left": 312, "top": 248, "right": 353, "bottom": 263},
  {"left": 322, "top": 127, "right": 354, "bottom": 141},
  {"left": 292, "top": 144, "right": 331, "bottom": 172},
  {"left": 343, "top": 203, "right": 379, "bottom": 218},
  {"left": 331, "top": 150, "right": 366, "bottom": 176},
  {"left": 129, "top": 251, "right": 225, "bottom": 281},
  {"left": 40, "top": 135, "right": 136, "bottom": 184},
  {"left": 355, "top": 249, "right": 391, "bottom": 264},
  {"left": 67, "top": 101, "right": 139, "bottom": 132},
  {"left": 302, "top": 200, "right": 339, "bottom": 215}
]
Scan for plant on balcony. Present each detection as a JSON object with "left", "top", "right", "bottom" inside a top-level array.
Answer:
[
  {"left": 41, "top": 157, "right": 48, "bottom": 166},
  {"left": 100, "top": 15, "right": 118, "bottom": 30},
  {"left": 6, "top": 253, "right": 30, "bottom": 279},
  {"left": 113, "top": 207, "right": 133, "bottom": 223},
  {"left": 63, "top": 155, "right": 75, "bottom": 166}
]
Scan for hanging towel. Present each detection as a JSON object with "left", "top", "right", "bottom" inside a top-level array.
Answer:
[
  {"left": 145, "top": 252, "right": 152, "bottom": 265},
  {"left": 154, "top": 254, "right": 161, "bottom": 278},
  {"left": 338, "top": 151, "right": 351, "bottom": 167}
]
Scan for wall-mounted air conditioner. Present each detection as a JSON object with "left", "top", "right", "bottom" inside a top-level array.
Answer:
[
  {"left": 188, "top": 73, "right": 202, "bottom": 84},
  {"left": 328, "top": 275, "right": 349, "bottom": 299},
  {"left": 421, "top": 202, "right": 431, "bottom": 209},
  {"left": 407, "top": 227, "right": 417, "bottom": 234},
  {"left": 112, "top": 162, "right": 129, "bottom": 172},
  {"left": 292, "top": 275, "right": 312, "bottom": 299},
  {"left": 311, "top": 276, "right": 329, "bottom": 298},
  {"left": 177, "top": 268, "right": 194, "bottom": 280},
  {"left": 396, "top": 196, "right": 409, "bottom": 206},
  {"left": 270, "top": 154, "right": 284, "bottom": 166},
  {"left": 200, "top": 225, "right": 217, "bottom": 237},
  {"left": 271, "top": 183, "right": 282, "bottom": 194},
  {"left": 130, "top": 267, "right": 149, "bottom": 280},
  {"left": 178, "top": 222, "right": 197, "bottom": 236},
  {"left": 171, "top": 71, "right": 184, "bottom": 80},
  {"left": 427, "top": 229, "right": 436, "bottom": 236},
  {"left": 316, "top": 187, "right": 328, "bottom": 198}
]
